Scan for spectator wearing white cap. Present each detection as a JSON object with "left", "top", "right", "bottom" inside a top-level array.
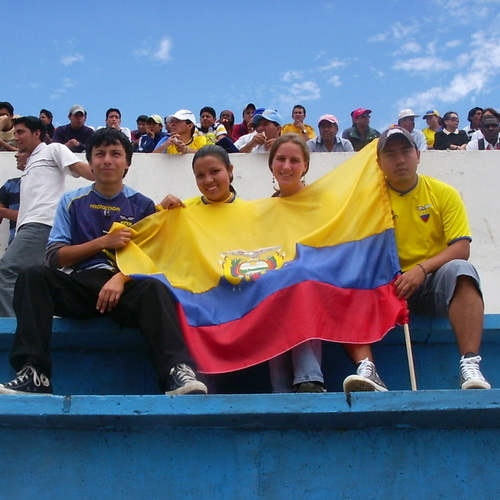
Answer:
[
  {"left": 342, "top": 108, "right": 380, "bottom": 152},
  {"left": 282, "top": 105, "right": 316, "bottom": 140},
  {"left": 159, "top": 110, "right": 207, "bottom": 154},
  {"left": 307, "top": 115, "right": 353, "bottom": 152},
  {"left": 397, "top": 109, "right": 427, "bottom": 151},
  {"left": 422, "top": 110, "right": 442, "bottom": 149},
  {"left": 52, "top": 105, "right": 95, "bottom": 153}
]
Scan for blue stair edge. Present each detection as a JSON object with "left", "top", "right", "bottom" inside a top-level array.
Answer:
[{"left": 0, "top": 390, "right": 499, "bottom": 431}]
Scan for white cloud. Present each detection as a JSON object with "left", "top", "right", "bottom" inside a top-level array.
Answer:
[
  {"left": 445, "top": 40, "right": 462, "bottom": 49},
  {"left": 49, "top": 78, "right": 76, "bottom": 100},
  {"left": 327, "top": 75, "right": 341, "bottom": 87},
  {"left": 391, "top": 21, "right": 420, "bottom": 40},
  {"left": 288, "top": 81, "right": 321, "bottom": 100},
  {"left": 318, "top": 59, "right": 345, "bottom": 72},
  {"left": 368, "top": 32, "right": 388, "bottom": 43},
  {"left": 393, "top": 56, "right": 452, "bottom": 73},
  {"left": 60, "top": 53, "right": 84, "bottom": 66},
  {"left": 369, "top": 21, "right": 420, "bottom": 45},
  {"left": 153, "top": 38, "right": 173, "bottom": 62},
  {"left": 398, "top": 42, "right": 421, "bottom": 54},
  {"left": 282, "top": 71, "right": 304, "bottom": 82},
  {"left": 370, "top": 67, "right": 385, "bottom": 78},
  {"left": 277, "top": 81, "right": 321, "bottom": 110},
  {"left": 397, "top": 29, "right": 500, "bottom": 110},
  {"left": 134, "top": 36, "right": 173, "bottom": 62}
]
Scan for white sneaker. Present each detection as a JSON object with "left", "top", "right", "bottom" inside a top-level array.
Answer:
[
  {"left": 343, "top": 358, "right": 388, "bottom": 393},
  {"left": 460, "top": 354, "right": 491, "bottom": 390}
]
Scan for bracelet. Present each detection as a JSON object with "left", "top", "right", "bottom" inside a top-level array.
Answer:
[{"left": 417, "top": 263, "right": 427, "bottom": 278}]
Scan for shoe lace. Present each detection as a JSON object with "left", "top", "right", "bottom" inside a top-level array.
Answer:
[
  {"left": 357, "top": 358, "right": 375, "bottom": 378},
  {"left": 171, "top": 364, "right": 196, "bottom": 385},
  {"left": 7, "top": 364, "right": 49, "bottom": 388},
  {"left": 8, "top": 365, "right": 33, "bottom": 386},
  {"left": 460, "top": 355, "right": 484, "bottom": 380}
]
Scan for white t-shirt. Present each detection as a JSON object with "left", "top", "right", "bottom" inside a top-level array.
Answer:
[{"left": 17, "top": 142, "right": 80, "bottom": 229}]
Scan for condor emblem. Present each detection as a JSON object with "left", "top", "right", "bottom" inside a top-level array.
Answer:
[
  {"left": 417, "top": 204, "right": 431, "bottom": 223},
  {"left": 221, "top": 246, "right": 285, "bottom": 285}
]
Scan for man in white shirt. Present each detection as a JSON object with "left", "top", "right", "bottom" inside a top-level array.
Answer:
[
  {"left": 466, "top": 115, "right": 500, "bottom": 150},
  {"left": 0, "top": 116, "right": 94, "bottom": 316}
]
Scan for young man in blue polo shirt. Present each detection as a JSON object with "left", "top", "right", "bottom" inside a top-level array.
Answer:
[{"left": 0, "top": 128, "right": 207, "bottom": 396}]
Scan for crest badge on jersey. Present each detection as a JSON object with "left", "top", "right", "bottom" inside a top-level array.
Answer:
[{"left": 417, "top": 204, "right": 431, "bottom": 223}]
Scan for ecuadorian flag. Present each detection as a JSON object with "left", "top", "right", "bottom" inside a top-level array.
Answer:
[{"left": 116, "top": 141, "right": 407, "bottom": 373}]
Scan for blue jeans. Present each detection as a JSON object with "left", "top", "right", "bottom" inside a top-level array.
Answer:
[{"left": 268, "top": 340, "right": 323, "bottom": 392}]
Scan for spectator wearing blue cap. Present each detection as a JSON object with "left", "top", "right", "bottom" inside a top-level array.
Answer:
[{"left": 237, "top": 109, "right": 284, "bottom": 153}]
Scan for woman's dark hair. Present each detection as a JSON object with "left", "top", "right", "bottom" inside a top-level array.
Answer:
[
  {"left": 192, "top": 145, "right": 236, "bottom": 194},
  {"left": 40, "top": 109, "right": 53, "bottom": 121},
  {"left": 467, "top": 106, "right": 483, "bottom": 123}
]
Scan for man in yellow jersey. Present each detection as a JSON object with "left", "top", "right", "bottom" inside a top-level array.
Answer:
[
  {"left": 377, "top": 127, "right": 490, "bottom": 390},
  {"left": 281, "top": 105, "right": 315, "bottom": 140}
]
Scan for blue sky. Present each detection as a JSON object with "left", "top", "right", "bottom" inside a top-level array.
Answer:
[{"left": 3, "top": 0, "right": 500, "bottom": 133}]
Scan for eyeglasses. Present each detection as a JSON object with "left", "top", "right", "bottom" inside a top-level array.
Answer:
[
  {"left": 482, "top": 124, "right": 499, "bottom": 129},
  {"left": 447, "top": 117, "right": 459, "bottom": 121}
]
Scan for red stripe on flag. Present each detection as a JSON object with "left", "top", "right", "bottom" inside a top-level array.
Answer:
[{"left": 176, "top": 280, "right": 406, "bottom": 373}]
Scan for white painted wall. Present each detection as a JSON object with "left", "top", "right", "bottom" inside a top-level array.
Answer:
[{"left": 1, "top": 150, "right": 499, "bottom": 312}]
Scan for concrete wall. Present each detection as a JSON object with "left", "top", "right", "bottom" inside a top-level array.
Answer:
[{"left": 1, "top": 150, "right": 499, "bottom": 312}]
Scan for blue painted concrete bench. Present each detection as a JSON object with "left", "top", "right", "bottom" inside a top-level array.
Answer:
[
  {"left": 0, "top": 316, "right": 499, "bottom": 499},
  {"left": 0, "top": 315, "right": 498, "bottom": 394}
]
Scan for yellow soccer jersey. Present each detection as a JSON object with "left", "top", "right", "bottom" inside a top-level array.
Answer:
[
  {"left": 388, "top": 175, "right": 471, "bottom": 272},
  {"left": 422, "top": 127, "right": 437, "bottom": 149},
  {"left": 167, "top": 135, "right": 207, "bottom": 154},
  {"left": 281, "top": 123, "right": 316, "bottom": 139}
]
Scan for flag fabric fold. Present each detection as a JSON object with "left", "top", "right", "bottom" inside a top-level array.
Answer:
[{"left": 116, "top": 141, "right": 407, "bottom": 373}]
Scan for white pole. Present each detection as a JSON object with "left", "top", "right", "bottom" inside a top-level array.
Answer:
[{"left": 403, "top": 323, "right": 418, "bottom": 390}]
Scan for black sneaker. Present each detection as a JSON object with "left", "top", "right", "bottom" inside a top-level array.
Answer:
[
  {"left": 343, "top": 358, "right": 388, "bottom": 393},
  {"left": 165, "top": 363, "right": 208, "bottom": 395},
  {"left": 0, "top": 364, "right": 53, "bottom": 395},
  {"left": 293, "top": 381, "right": 327, "bottom": 393}
]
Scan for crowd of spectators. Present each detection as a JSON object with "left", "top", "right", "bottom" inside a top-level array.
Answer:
[{"left": 1, "top": 101, "right": 498, "bottom": 156}]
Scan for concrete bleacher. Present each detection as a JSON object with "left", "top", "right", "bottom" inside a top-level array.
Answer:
[
  {"left": 1, "top": 150, "right": 499, "bottom": 498},
  {"left": 0, "top": 315, "right": 499, "bottom": 499}
]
